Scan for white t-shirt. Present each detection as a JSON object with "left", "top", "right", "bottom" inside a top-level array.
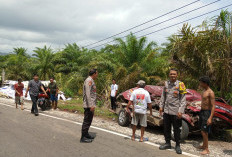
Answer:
[
  {"left": 111, "top": 84, "right": 118, "bottom": 97},
  {"left": 130, "top": 88, "right": 151, "bottom": 114}
]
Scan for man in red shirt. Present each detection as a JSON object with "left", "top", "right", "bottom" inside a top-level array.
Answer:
[{"left": 14, "top": 78, "right": 24, "bottom": 110}]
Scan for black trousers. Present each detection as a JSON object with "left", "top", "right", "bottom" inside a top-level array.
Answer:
[
  {"left": 163, "top": 113, "right": 182, "bottom": 146},
  {"left": 30, "top": 95, "right": 38, "bottom": 113},
  {"left": 81, "top": 108, "right": 94, "bottom": 137},
  {"left": 110, "top": 96, "right": 116, "bottom": 110}
]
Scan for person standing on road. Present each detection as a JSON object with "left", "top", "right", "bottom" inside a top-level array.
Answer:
[
  {"left": 198, "top": 76, "right": 215, "bottom": 155},
  {"left": 80, "top": 69, "right": 98, "bottom": 143},
  {"left": 126, "top": 80, "right": 152, "bottom": 142},
  {"left": 25, "top": 74, "right": 47, "bottom": 116},
  {"left": 46, "top": 77, "right": 59, "bottom": 110},
  {"left": 14, "top": 78, "right": 24, "bottom": 110},
  {"left": 159, "top": 68, "right": 187, "bottom": 154},
  {"left": 110, "top": 79, "right": 118, "bottom": 111}
]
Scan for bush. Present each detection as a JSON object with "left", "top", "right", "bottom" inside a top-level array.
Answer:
[
  {"left": 96, "top": 100, "right": 104, "bottom": 108},
  {"left": 225, "top": 92, "right": 232, "bottom": 106},
  {"left": 63, "top": 88, "right": 74, "bottom": 97}
]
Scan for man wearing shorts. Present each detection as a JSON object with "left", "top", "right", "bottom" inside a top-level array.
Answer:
[
  {"left": 14, "top": 78, "right": 24, "bottom": 110},
  {"left": 47, "top": 77, "right": 59, "bottom": 110},
  {"left": 198, "top": 76, "right": 215, "bottom": 155},
  {"left": 126, "top": 80, "right": 152, "bottom": 142}
]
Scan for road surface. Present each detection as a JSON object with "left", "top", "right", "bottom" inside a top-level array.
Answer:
[{"left": 0, "top": 103, "right": 188, "bottom": 157}]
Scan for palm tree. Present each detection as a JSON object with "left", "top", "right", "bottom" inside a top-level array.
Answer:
[
  {"left": 212, "top": 10, "right": 232, "bottom": 97},
  {"left": 53, "top": 43, "right": 85, "bottom": 74},
  {"left": 33, "top": 46, "right": 54, "bottom": 80},
  {"left": 214, "top": 10, "right": 232, "bottom": 37},
  {"left": 166, "top": 10, "right": 232, "bottom": 97},
  {"left": 113, "top": 33, "right": 157, "bottom": 68},
  {"left": 52, "top": 43, "right": 96, "bottom": 97},
  {"left": 101, "top": 33, "right": 167, "bottom": 92},
  {"left": 5, "top": 47, "right": 29, "bottom": 79},
  {"left": 13, "top": 47, "right": 28, "bottom": 56}
]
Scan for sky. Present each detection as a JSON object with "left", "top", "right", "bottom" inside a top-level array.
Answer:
[{"left": 0, "top": 0, "right": 231, "bottom": 54}]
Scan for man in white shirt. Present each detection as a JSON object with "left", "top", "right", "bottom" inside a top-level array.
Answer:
[
  {"left": 110, "top": 79, "right": 118, "bottom": 111},
  {"left": 126, "top": 80, "right": 152, "bottom": 142}
]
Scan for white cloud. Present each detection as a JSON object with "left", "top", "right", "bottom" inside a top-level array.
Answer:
[{"left": 0, "top": 0, "right": 230, "bottom": 53}]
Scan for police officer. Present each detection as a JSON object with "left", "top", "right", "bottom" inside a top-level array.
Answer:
[
  {"left": 159, "top": 68, "right": 187, "bottom": 154},
  {"left": 80, "top": 69, "right": 98, "bottom": 143}
]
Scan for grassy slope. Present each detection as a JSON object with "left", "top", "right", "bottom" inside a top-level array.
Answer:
[{"left": 58, "top": 97, "right": 118, "bottom": 119}]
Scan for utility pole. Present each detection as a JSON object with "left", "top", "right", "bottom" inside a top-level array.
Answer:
[{"left": 2, "top": 68, "right": 5, "bottom": 85}]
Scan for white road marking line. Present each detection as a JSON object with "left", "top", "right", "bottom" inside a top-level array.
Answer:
[{"left": 0, "top": 102, "right": 199, "bottom": 157}]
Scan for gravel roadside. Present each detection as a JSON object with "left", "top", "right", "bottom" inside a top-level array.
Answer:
[{"left": 0, "top": 97, "right": 231, "bottom": 157}]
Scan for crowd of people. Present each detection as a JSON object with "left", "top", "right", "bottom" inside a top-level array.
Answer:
[
  {"left": 14, "top": 74, "right": 58, "bottom": 115},
  {"left": 14, "top": 68, "right": 215, "bottom": 156},
  {"left": 81, "top": 68, "right": 215, "bottom": 156}
]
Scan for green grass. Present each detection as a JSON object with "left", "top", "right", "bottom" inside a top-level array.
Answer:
[{"left": 58, "top": 96, "right": 118, "bottom": 119}]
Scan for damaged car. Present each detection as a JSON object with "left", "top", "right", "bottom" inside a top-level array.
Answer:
[{"left": 115, "top": 85, "right": 232, "bottom": 140}]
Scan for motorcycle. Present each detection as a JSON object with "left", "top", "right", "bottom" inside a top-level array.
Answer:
[{"left": 37, "top": 85, "right": 51, "bottom": 111}]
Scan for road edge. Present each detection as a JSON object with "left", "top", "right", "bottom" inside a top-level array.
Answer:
[{"left": 0, "top": 102, "right": 199, "bottom": 157}]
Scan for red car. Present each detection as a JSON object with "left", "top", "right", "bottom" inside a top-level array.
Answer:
[{"left": 116, "top": 85, "right": 232, "bottom": 140}]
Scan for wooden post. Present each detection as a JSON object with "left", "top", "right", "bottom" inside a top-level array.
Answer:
[{"left": 2, "top": 69, "right": 5, "bottom": 84}]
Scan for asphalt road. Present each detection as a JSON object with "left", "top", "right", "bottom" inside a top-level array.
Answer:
[{"left": 0, "top": 103, "right": 188, "bottom": 157}]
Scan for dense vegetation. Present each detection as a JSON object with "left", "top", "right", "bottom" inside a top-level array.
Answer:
[{"left": 0, "top": 10, "right": 231, "bottom": 105}]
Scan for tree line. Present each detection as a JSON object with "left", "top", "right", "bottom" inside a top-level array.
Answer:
[{"left": 0, "top": 10, "right": 231, "bottom": 105}]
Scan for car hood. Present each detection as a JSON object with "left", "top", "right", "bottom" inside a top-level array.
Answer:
[
  {"left": 121, "top": 85, "right": 201, "bottom": 102},
  {"left": 120, "top": 85, "right": 232, "bottom": 112}
]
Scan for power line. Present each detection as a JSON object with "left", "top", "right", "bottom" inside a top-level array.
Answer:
[
  {"left": 88, "top": 0, "right": 221, "bottom": 49},
  {"left": 125, "top": 0, "right": 220, "bottom": 37},
  {"left": 88, "top": 0, "right": 220, "bottom": 48},
  {"left": 89, "top": 3, "right": 232, "bottom": 49},
  {"left": 82, "top": 0, "right": 200, "bottom": 48},
  {"left": 103, "top": 0, "right": 219, "bottom": 46}
]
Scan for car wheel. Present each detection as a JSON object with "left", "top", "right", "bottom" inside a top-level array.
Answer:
[
  {"left": 171, "top": 120, "right": 189, "bottom": 141},
  {"left": 118, "top": 109, "right": 130, "bottom": 126}
]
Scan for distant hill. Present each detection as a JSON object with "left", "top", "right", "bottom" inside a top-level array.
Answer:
[{"left": 0, "top": 52, "right": 9, "bottom": 56}]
